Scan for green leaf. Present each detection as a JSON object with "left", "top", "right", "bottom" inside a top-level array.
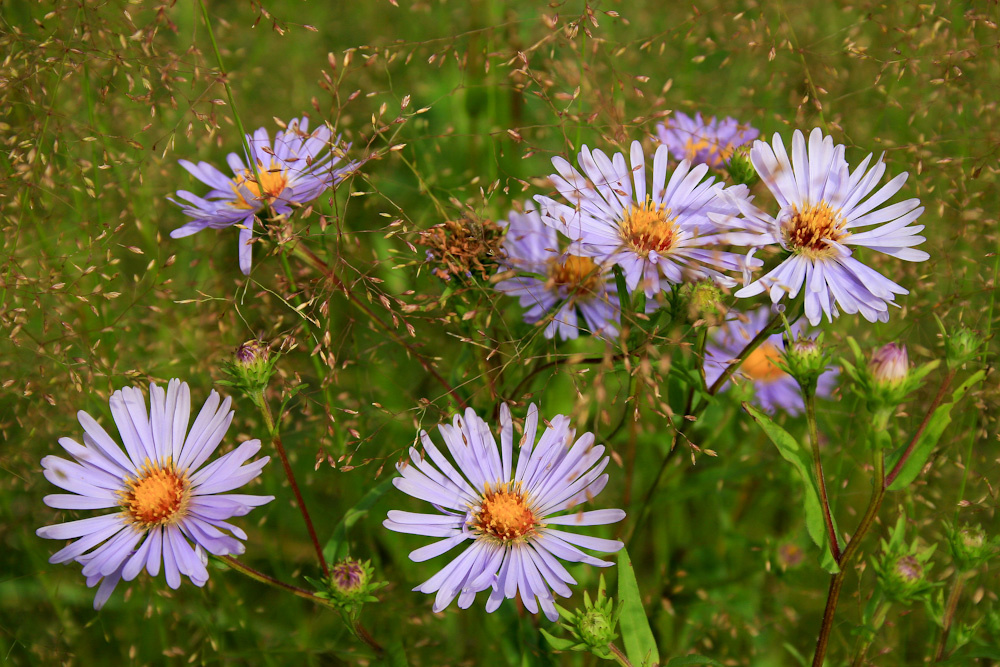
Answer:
[
  {"left": 744, "top": 403, "right": 839, "bottom": 573},
  {"left": 538, "top": 628, "right": 579, "bottom": 652},
  {"left": 378, "top": 635, "right": 411, "bottom": 667},
  {"left": 617, "top": 547, "right": 660, "bottom": 667},
  {"left": 887, "top": 370, "right": 985, "bottom": 491},
  {"left": 323, "top": 476, "right": 397, "bottom": 563},
  {"left": 613, "top": 264, "right": 632, "bottom": 314},
  {"left": 666, "top": 656, "right": 724, "bottom": 666}
]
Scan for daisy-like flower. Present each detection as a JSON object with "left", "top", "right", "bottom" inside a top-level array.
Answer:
[
  {"left": 36, "top": 379, "right": 274, "bottom": 609},
  {"left": 495, "top": 204, "right": 620, "bottom": 340},
  {"left": 721, "top": 128, "right": 928, "bottom": 325},
  {"left": 535, "top": 141, "right": 758, "bottom": 298},
  {"left": 169, "top": 117, "right": 358, "bottom": 275},
  {"left": 383, "top": 405, "right": 625, "bottom": 621},
  {"left": 704, "top": 307, "right": 837, "bottom": 415},
  {"left": 655, "top": 111, "right": 759, "bottom": 168}
]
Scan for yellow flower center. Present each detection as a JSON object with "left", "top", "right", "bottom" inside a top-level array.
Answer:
[
  {"left": 683, "top": 137, "right": 731, "bottom": 168},
  {"left": 120, "top": 460, "right": 190, "bottom": 528},
  {"left": 783, "top": 202, "right": 849, "bottom": 259},
  {"left": 547, "top": 254, "right": 600, "bottom": 295},
  {"left": 619, "top": 199, "right": 678, "bottom": 257},
  {"left": 471, "top": 482, "right": 538, "bottom": 542},
  {"left": 229, "top": 160, "right": 289, "bottom": 210},
  {"left": 740, "top": 343, "right": 786, "bottom": 383}
]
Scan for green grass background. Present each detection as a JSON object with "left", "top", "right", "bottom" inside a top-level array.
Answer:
[{"left": 1, "top": 0, "right": 998, "bottom": 664}]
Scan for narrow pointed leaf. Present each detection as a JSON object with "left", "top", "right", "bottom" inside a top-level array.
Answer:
[
  {"left": 744, "top": 403, "right": 839, "bottom": 573},
  {"left": 618, "top": 547, "right": 660, "bottom": 667},
  {"left": 887, "top": 370, "right": 985, "bottom": 491}
]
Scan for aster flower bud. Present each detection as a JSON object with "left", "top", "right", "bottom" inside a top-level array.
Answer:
[
  {"left": 873, "top": 516, "right": 938, "bottom": 604},
  {"left": 308, "top": 559, "right": 386, "bottom": 626},
  {"left": 841, "top": 338, "right": 938, "bottom": 423},
  {"left": 726, "top": 145, "right": 759, "bottom": 187},
  {"left": 219, "top": 339, "right": 279, "bottom": 406},
  {"left": 946, "top": 523, "right": 997, "bottom": 573},
  {"left": 870, "top": 343, "right": 909, "bottom": 387},
  {"left": 331, "top": 558, "right": 368, "bottom": 594},
  {"left": 684, "top": 280, "right": 727, "bottom": 327},
  {"left": 779, "top": 333, "right": 833, "bottom": 394},
  {"left": 540, "top": 574, "right": 621, "bottom": 661},
  {"left": 941, "top": 321, "right": 986, "bottom": 369}
]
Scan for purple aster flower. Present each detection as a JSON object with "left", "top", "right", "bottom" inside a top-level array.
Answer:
[
  {"left": 720, "top": 128, "right": 928, "bottom": 325},
  {"left": 36, "top": 379, "right": 274, "bottom": 609},
  {"left": 383, "top": 404, "right": 625, "bottom": 621},
  {"left": 704, "top": 307, "right": 837, "bottom": 416},
  {"left": 169, "top": 117, "right": 358, "bottom": 275},
  {"left": 655, "top": 111, "right": 759, "bottom": 168},
  {"left": 495, "top": 204, "right": 620, "bottom": 340},
  {"left": 534, "top": 141, "right": 759, "bottom": 298}
]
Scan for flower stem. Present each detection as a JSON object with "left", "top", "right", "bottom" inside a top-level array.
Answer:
[
  {"left": 220, "top": 555, "right": 330, "bottom": 605},
  {"left": 353, "top": 620, "right": 386, "bottom": 657},
  {"left": 934, "top": 571, "right": 968, "bottom": 661},
  {"left": 812, "top": 449, "right": 885, "bottom": 667},
  {"left": 804, "top": 386, "right": 842, "bottom": 561},
  {"left": 221, "top": 556, "right": 385, "bottom": 657},
  {"left": 608, "top": 642, "right": 634, "bottom": 667},
  {"left": 707, "top": 309, "right": 783, "bottom": 396},
  {"left": 256, "top": 390, "right": 330, "bottom": 577},
  {"left": 626, "top": 313, "right": 781, "bottom": 548},
  {"left": 850, "top": 598, "right": 889, "bottom": 667}
]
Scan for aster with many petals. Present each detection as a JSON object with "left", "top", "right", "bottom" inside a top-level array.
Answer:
[
  {"left": 495, "top": 204, "right": 620, "bottom": 340},
  {"left": 169, "top": 117, "right": 358, "bottom": 274},
  {"left": 656, "top": 111, "right": 759, "bottom": 169},
  {"left": 384, "top": 404, "right": 625, "bottom": 621},
  {"left": 720, "top": 128, "right": 928, "bottom": 325},
  {"left": 37, "top": 379, "right": 274, "bottom": 609},
  {"left": 535, "top": 141, "right": 757, "bottom": 298},
  {"left": 704, "top": 307, "right": 837, "bottom": 415}
]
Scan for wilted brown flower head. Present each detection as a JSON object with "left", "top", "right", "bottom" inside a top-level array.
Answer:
[{"left": 417, "top": 216, "right": 505, "bottom": 281}]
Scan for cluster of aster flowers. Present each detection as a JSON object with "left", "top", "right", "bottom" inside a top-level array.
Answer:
[
  {"left": 494, "top": 114, "right": 928, "bottom": 340},
  {"left": 37, "top": 110, "right": 932, "bottom": 631}
]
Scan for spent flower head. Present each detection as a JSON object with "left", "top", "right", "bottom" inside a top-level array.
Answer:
[
  {"left": 169, "top": 117, "right": 358, "bottom": 274},
  {"left": 383, "top": 404, "right": 625, "bottom": 621},
  {"left": 36, "top": 380, "right": 274, "bottom": 609}
]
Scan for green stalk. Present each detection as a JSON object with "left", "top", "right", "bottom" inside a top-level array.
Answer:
[
  {"left": 804, "top": 385, "right": 842, "bottom": 561},
  {"left": 812, "top": 449, "right": 886, "bottom": 667},
  {"left": 253, "top": 388, "right": 329, "bottom": 577}
]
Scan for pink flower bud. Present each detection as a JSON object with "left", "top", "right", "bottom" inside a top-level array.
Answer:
[{"left": 870, "top": 343, "right": 908, "bottom": 387}]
